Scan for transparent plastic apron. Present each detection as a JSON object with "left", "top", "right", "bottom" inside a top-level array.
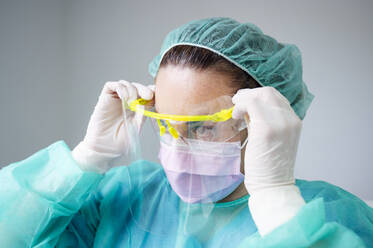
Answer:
[{"left": 121, "top": 95, "right": 248, "bottom": 241}]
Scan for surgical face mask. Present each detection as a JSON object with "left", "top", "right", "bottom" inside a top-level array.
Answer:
[
  {"left": 158, "top": 135, "right": 247, "bottom": 203},
  {"left": 129, "top": 95, "right": 247, "bottom": 203}
]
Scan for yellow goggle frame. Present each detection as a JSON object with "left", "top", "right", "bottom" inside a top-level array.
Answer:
[
  {"left": 127, "top": 98, "right": 234, "bottom": 139},
  {"left": 128, "top": 98, "right": 234, "bottom": 122}
]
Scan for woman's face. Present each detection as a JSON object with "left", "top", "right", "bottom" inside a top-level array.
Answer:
[
  {"left": 154, "top": 64, "right": 248, "bottom": 175},
  {"left": 154, "top": 65, "right": 246, "bottom": 143}
]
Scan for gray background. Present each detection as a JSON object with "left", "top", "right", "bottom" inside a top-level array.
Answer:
[{"left": 1, "top": 0, "right": 372, "bottom": 203}]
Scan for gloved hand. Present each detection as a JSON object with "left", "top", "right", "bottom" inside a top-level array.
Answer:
[
  {"left": 232, "top": 86, "right": 306, "bottom": 236},
  {"left": 72, "top": 80, "right": 154, "bottom": 174}
]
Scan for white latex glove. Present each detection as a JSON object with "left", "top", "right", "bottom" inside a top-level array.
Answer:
[
  {"left": 232, "top": 86, "right": 306, "bottom": 236},
  {"left": 72, "top": 80, "right": 154, "bottom": 174}
]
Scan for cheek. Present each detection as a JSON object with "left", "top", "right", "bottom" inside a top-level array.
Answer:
[{"left": 218, "top": 126, "right": 247, "bottom": 142}]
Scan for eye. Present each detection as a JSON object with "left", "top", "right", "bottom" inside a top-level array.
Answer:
[{"left": 188, "top": 122, "right": 215, "bottom": 139}]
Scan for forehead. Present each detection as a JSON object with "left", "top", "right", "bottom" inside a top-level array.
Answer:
[{"left": 155, "top": 65, "right": 235, "bottom": 115}]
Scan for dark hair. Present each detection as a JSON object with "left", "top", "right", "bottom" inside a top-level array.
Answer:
[{"left": 159, "top": 45, "right": 261, "bottom": 91}]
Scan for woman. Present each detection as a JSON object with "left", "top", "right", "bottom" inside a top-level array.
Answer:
[{"left": 0, "top": 17, "right": 372, "bottom": 247}]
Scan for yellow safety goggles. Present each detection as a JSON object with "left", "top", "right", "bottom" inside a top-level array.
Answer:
[{"left": 128, "top": 98, "right": 236, "bottom": 140}]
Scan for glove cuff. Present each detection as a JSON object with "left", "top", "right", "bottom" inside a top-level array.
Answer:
[
  {"left": 248, "top": 185, "right": 306, "bottom": 236},
  {"left": 71, "top": 141, "right": 118, "bottom": 174}
]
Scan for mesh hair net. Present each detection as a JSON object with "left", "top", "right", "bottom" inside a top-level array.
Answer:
[{"left": 148, "top": 17, "right": 314, "bottom": 120}]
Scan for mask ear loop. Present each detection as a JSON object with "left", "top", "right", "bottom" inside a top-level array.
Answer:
[
  {"left": 240, "top": 114, "right": 251, "bottom": 149},
  {"left": 240, "top": 136, "right": 249, "bottom": 149}
]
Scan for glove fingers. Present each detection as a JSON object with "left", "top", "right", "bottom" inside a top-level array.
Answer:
[
  {"left": 232, "top": 87, "right": 296, "bottom": 122},
  {"left": 132, "top": 82, "right": 154, "bottom": 100},
  {"left": 231, "top": 104, "right": 248, "bottom": 120},
  {"left": 104, "top": 80, "right": 154, "bottom": 103},
  {"left": 118, "top": 80, "right": 138, "bottom": 103},
  {"left": 147, "top": 84, "right": 156, "bottom": 92},
  {"left": 103, "top": 81, "right": 129, "bottom": 101}
]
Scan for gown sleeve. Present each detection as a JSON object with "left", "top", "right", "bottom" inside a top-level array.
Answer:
[
  {"left": 0, "top": 140, "right": 103, "bottom": 247},
  {"left": 237, "top": 188, "right": 373, "bottom": 248}
]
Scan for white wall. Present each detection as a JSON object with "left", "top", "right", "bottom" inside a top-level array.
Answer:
[{"left": 1, "top": 0, "right": 372, "bottom": 202}]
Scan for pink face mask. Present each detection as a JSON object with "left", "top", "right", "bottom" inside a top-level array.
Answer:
[{"left": 158, "top": 138, "right": 246, "bottom": 203}]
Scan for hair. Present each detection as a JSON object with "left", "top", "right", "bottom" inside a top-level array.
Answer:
[{"left": 159, "top": 45, "right": 261, "bottom": 91}]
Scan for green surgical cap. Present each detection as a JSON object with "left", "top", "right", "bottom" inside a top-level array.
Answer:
[{"left": 148, "top": 17, "right": 314, "bottom": 120}]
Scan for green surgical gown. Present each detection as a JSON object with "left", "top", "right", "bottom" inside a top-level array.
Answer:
[{"left": 0, "top": 141, "right": 372, "bottom": 247}]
